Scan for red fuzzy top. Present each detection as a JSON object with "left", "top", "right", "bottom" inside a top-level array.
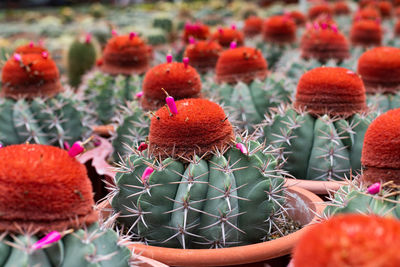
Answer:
[
  {"left": 300, "top": 25, "right": 349, "bottom": 62},
  {"left": 183, "top": 41, "right": 222, "bottom": 73},
  {"left": 183, "top": 23, "right": 210, "bottom": 43},
  {"left": 289, "top": 11, "right": 307, "bottom": 26},
  {"left": 395, "top": 20, "right": 400, "bottom": 35},
  {"left": 333, "top": 1, "right": 351, "bottom": 15},
  {"left": 141, "top": 62, "right": 202, "bottom": 110},
  {"left": 357, "top": 47, "right": 400, "bottom": 93},
  {"left": 295, "top": 67, "right": 366, "bottom": 116},
  {"left": 1, "top": 53, "right": 62, "bottom": 99},
  {"left": 215, "top": 46, "right": 268, "bottom": 84},
  {"left": 293, "top": 215, "right": 400, "bottom": 267},
  {"left": 353, "top": 8, "right": 381, "bottom": 21},
  {"left": 308, "top": 4, "right": 333, "bottom": 20},
  {"left": 14, "top": 43, "right": 48, "bottom": 55},
  {"left": 379, "top": 1, "right": 393, "bottom": 17},
  {"left": 101, "top": 34, "right": 150, "bottom": 75},
  {"left": 211, "top": 27, "right": 244, "bottom": 48},
  {"left": 149, "top": 98, "right": 234, "bottom": 158},
  {"left": 243, "top": 16, "right": 263, "bottom": 36},
  {"left": 0, "top": 144, "right": 97, "bottom": 233},
  {"left": 350, "top": 20, "right": 382, "bottom": 47},
  {"left": 262, "top": 15, "right": 297, "bottom": 44}
]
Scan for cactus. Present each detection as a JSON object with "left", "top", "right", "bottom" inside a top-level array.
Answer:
[
  {"left": 288, "top": 11, "right": 306, "bottom": 26},
  {"left": 183, "top": 22, "right": 210, "bottom": 43},
  {"left": 353, "top": 7, "right": 381, "bottom": 21},
  {"left": 112, "top": 60, "right": 202, "bottom": 159},
  {"left": 14, "top": 42, "right": 48, "bottom": 55},
  {"left": 358, "top": 47, "right": 400, "bottom": 112},
  {"left": 0, "top": 53, "right": 91, "bottom": 147},
  {"left": 333, "top": 1, "right": 351, "bottom": 16},
  {"left": 213, "top": 46, "right": 291, "bottom": 129},
  {"left": 183, "top": 40, "right": 222, "bottom": 73},
  {"left": 292, "top": 214, "right": 400, "bottom": 267},
  {"left": 0, "top": 144, "right": 136, "bottom": 266},
  {"left": 300, "top": 21, "right": 350, "bottom": 63},
  {"left": 153, "top": 15, "right": 174, "bottom": 33},
  {"left": 263, "top": 15, "right": 297, "bottom": 45},
  {"left": 110, "top": 99, "right": 288, "bottom": 249},
  {"left": 211, "top": 26, "right": 244, "bottom": 48},
  {"left": 350, "top": 19, "right": 382, "bottom": 47},
  {"left": 81, "top": 33, "right": 150, "bottom": 124},
  {"left": 67, "top": 35, "right": 97, "bottom": 88},
  {"left": 262, "top": 67, "right": 376, "bottom": 181},
  {"left": 308, "top": 4, "right": 333, "bottom": 20},
  {"left": 243, "top": 16, "right": 263, "bottom": 37}
]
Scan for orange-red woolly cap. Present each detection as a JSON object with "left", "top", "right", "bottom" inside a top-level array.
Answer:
[
  {"left": 333, "top": 1, "right": 351, "bottom": 15},
  {"left": 1, "top": 53, "right": 62, "bottom": 99},
  {"left": 244, "top": 16, "right": 263, "bottom": 36},
  {"left": 14, "top": 43, "right": 48, "bottom": 55},
  {"left": 295, "top": 67, "right": 366, "bottom": 116},
  {"left": 215, "top": 46, "right": 268, "bottom": 84},
  {"left": 183, "top": 23, "right": 210, "bottom": 43},
  {"left": 101, "top": 34, "right": 150, "bottom": 75},
  {"left": 141, "top": 62, "right": 202, "bottom": 110},
  {"left": 362, "top": 108, "right": 400, "bottom": 184},
  {"left": 358, "top": 47, "right": 400, "bottom": 93},
  {"left": 293, "top": 214, "right": 400, "bottom": 267},
  {"left": 289, "top": 11, "right": 306, "bottom": 26},
  {"left": 308, "top": 4, "right": 333, "bottom": 20},
  {"left": 149, "top": 98, "right": 234, "bottom": 158},
  {"left": 262, "top": 15, "right": 296, "bottom": 44},
  {"left": 183, "top": 41, "right": 222, "bottom": 73},
  {"left": 353, "top": 7, "right": 381, "bottom": 21},
  {"left": 211, "top": 27, "right": 244, "bottom": 48},
  {"left": 350, "top": 20, "right": 382, "bottom": 47},
  {"left": 0, "top": 144, "right": 97, "bottom": 233}
]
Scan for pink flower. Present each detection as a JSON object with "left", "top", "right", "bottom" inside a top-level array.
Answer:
[
  {"left": 32, "top": 231, "right": 61, "bottom": 250},
  {"left": 138, "top": 142, "right": 148, "bottom": 152},
  {"left": 135, "top": 91, "right": 143, "bottom": 99},
  {"left": 42, "top": 51, "right": 48, "bottom": 59},
  {"left": 68, "top": 141, "right": 84, "bottom": 157},
  {"left": 129, "top": 32, "right": 136, "bottom": 40},
  {"left": 13, "top": 53, "right": 22, "bottom": 62},
  {"left": 183, "top": 57, "right": 189, "bottom": 68},
  {"left": 367, "top": 182, "right": 381, "bottom": 195},
  {"left": 166, "top": 54, "right": 173, "bottom": 63},
  {"left": 236, "top": 143, "right": 248, "bottom": 155},
  {"left": 141, "top": 167, "right": 154, "bottom": 183},
  {"left": 166, "top": 96, "right": 178, "bottom": 114},
  {"left": 85, "top": 33, "right": 92, "bottom": 44}
]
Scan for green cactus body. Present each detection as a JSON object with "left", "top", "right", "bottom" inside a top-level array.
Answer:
[
  {"left": 263, "top": 107, "right": 377, "bottom": 180},
  {"left": 82, "top": 71, "right": 142, "bottom": 124},
  {"left": 67, "top": 39, "right": 97, "bottom": 88},
  {"left": 367, "top": 93, "right": 400, "bottom": 113},
  {"left": 0, "top": 224, "right": 133, "bottom": 267},
  {"left": 111, "top": 140, "right": 286, "bottom": 248},
  {"left": 0, "top": 92, "right": 90, "bottom": 147},
  {"left": 153, "top": 16, "right": 173, "bottom": 33},
  {"left": 112, "top": 102, "right": 149, "bottom": 160},
  {"left": 324, "top": 184, "right": 400, "bottom": 219},
  {"left": 257, "top": 43, "right": 295, "bottom": 70},
  {"left": 205, "top": 75, "right": 292, "bottom": 130}
]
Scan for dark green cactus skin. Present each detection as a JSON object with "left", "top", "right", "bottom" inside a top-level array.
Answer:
[
  {"left": 153, "top": 17, "right": 173, "bottom": 33},
  {"left": 112, "top": 102, "right": 149, "bottom": 160},
  {"left": 0, "top": 223, "right": 133, "bottom": 267},
  {"left": 324, "top": 185, "right": 400, "bottom": 218},
  {"left": 367, "top": 93, "right": 400, "bottom": 113},
  {"left": 67, "top": 39, "right": 97, "bottom": 88},
  {"left": 207, "top": 76, "right": 292, "bottom": 130},
  {"left": 263, "top": 107, "right": 377, "bottom": 180},
  {"left": 82, "top": 71, "right": 141, "bottom": 124},
  {"left": 111, "top": 140, "right": 286, "bottom": 249},
  {"left": 0, "top": 92, "right": 91, "bottom": 147},
  {"left": 257, "top": 43, "right": 294, "bottom": 70}
]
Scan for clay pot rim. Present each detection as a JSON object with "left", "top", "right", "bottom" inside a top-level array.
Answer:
[
  {"left": 284, "top": 178, "right": 345, "bottom": 194},
  {"left": 118, "top": 186, "right": 324, "bottom": 267}
]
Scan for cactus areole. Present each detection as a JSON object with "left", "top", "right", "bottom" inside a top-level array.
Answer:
[
  {"left": 0, "top": 144, "right": 97, "bottom": 233},
  {"left": 216, "top": 46, "right": 268, "bottom": 84},
  {"left": 101, "top": 34, "right": 150, "bottom": 75},
  {"left": 149, "top": 98, "right": 234, "bottom": 158},
  {"left": 362, "top": 108, "right": 400, "bottom": 185},
  {"left": 295, "top": 67, "right": 367, "bottom": 117},
  {"left": 357, "top": 47, "right": 400, "bottom": 94},
  {"left": 141, "top": 62, "right": 202, "bottom": 110},
  {"left": 1, "top": 53, "right": 63, "bottom": 99}
]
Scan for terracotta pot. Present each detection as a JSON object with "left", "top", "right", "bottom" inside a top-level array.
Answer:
[
  {"left": 100, "top": 186, "right": 324, "bottom": 267},
  {"left": 284, "top": 178, "right": 346, "bottom": 195}
]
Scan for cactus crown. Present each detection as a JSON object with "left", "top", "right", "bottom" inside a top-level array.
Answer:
[
  {"left": 185, "top": 40, "right": 222, "bottom": 57},
  {"left": 333, "top": 1, "right": 350, "bottom": 15},
  {"left": 354, "top": 7, "right": 381, "bottom": 21},
  {"left": 212, "top": 27, "right": 244, "bottom": 48},
  {"left": 0, "top": 144, "right": 97, "bottom": 233},
  {"left": 289, "top": 11, "right": 306, "bottom": 25},
  {"left": 292, "top": 214, "right": 400, "bottom": 267},
  {"left": 294, "top": 67, "right": 366, "bottom": 117},
  {"left": 148, "top": 98, "right": 234, "bottom": 159},
  {"left": 1, "top": 53, "right": 63, "bottom": 99},
  {"left": 183, "top": 22, "right": 210, "bottom": 42},
  {"left": 216, "top": 46, "right": 268, "bottom": 84},
  {"left": 362, "top": 108, "right": 400, "bottom": 185},
  {"left": 141, "top": 62, "right": 202, "bottom": 110},
  {"left": 352, "top": 19, "right": 382, "bottom": 30},
  {"left": 101, "top": 34, "right": 150, "bottom": 75},
  {"left": 308, "top": 4, "right": 333, "bottom": 20},
  {"left": 358, "top": 47, "right": 400, "bottom": 71},
  {"left": 263, "top": 15, "right": 296, "bottom": 34},
  {"left": 244, "top": 15, "right": 263, "bottom": 34},
  {"left": 14, "top": 42, "right": 48, "bottom": 55}
]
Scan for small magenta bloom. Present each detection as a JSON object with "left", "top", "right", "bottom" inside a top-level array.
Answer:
[
  {"left": 141, "top": 167, "right": 154, "bottom": 183},
  {"left": 32, "top": 231, "right": 61, "bottom": 250},
  {"left": 42, "top": 51, "right": 49, "bottom": 59},
  {"left": 331, "top": 24, "right": 338, "bottom": 34},
  {"left": 85, "top": 33, "right": 92, "bottom": 43},
  {"left": 29, "top": 41, "right": 34, "bottom": 48},
  {"left": 68, "top": 141, "right": 84, "bottom": 157},
  {"left": 13, "top": 53, "right": 21, "bottom": 62},
  {"left": 189, "top": 36, "right": 196, "bottom": 44},
  {"left": 138, "top": 142, "right": 148, "bottom": 152},
  {"left": 166, "top": 54, "right": 173, "bottom": 63},
  {"left": 231, "top": 24, "right": 237, "bottom": 30},
  {"left": 135, "top": 91, "right": 143, "bottom": 99},
  {"left": 236, "top": 143, "right": 248, "bottom": 155},
  {"left": 230, "top": 41, "right": 237, "bottom": 49},
  {"left": 111, "top": 29, "right": 118, "bottom": 36},
  {"left": 367, "top": 182, "right": 381, "bottom": 195},
  {"left": 129, "top": 32, "right": 136, "bottom": 40},
  {"left": 166, "top": 96, "right": 178, "bottom": 114},
  {"left": 183, "top": 57, "right": 189, "bottom": 68}
]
